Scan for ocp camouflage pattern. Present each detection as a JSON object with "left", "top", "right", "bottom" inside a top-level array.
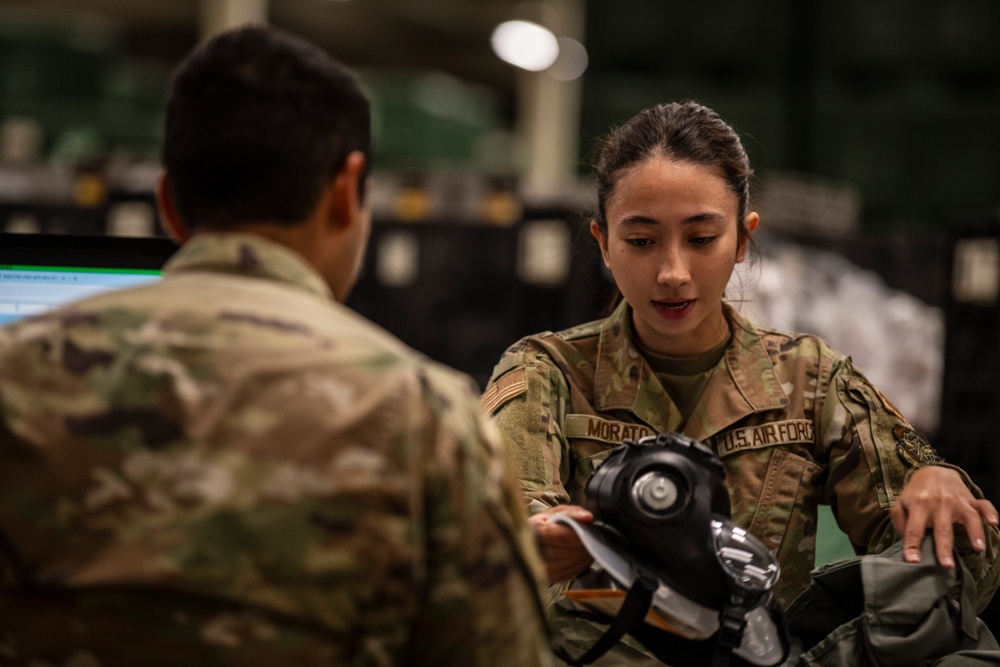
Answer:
[
  {"left": 0, "top": 233, "right": 552, "bottom": 667},
  {"left": 484, "top": 300, "right": 1000, "bottom": 664}
]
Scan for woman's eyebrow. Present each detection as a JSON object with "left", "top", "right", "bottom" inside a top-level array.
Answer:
[
  {"left": 619, "top": 215, "right": 658, "bottom": 226},
  {"left": 619, "top": 211, "right": 728, "bottom": 226},
  {"left": 685, "top": 212, "right": 728, "bottom": 224}
]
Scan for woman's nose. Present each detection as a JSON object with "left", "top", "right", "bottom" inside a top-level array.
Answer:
[{"left": 656, "top": 247, "right": 690, "bottom": 287}]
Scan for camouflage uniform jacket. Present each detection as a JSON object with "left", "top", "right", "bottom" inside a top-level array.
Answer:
[
  {"left": 0, "top": 233, "right": 552, "bottom": 667},
  {"left": 483, "top": 300, "right": 1000, "bottom": 613}
]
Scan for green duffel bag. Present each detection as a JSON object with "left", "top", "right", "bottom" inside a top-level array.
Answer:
[{"left": 783, "top": 535, "right": 999, "bottom": 666}]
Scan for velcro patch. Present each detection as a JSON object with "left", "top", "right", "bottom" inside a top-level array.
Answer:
[{"left": 481, "top": 368, "right": 527, "bottom": 415}]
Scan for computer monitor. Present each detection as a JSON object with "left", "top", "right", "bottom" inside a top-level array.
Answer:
[{"left": 0, "top": 233, "right": 177, "bottom": 326}]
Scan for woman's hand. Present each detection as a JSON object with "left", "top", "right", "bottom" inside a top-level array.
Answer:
[
  {"left": 529, "top": 504, "right": 595, "bottom": 584},
  {"left": 890, "top": 466, "right": 999, "bottom": 567}
]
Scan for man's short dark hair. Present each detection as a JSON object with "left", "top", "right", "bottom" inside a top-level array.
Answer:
[{"left": 163, "top": 26, "right": 371, "bottom": 231}]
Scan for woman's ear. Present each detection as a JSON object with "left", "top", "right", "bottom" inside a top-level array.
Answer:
[
  {"left": 590, "top": 219, "right": 611, "bottom": 269},
  {"left": 156, "top": 173, "right": 190, "bottom": 243},
  {"left": 736, "top": 211, "right": 759, "bottom": 263}
]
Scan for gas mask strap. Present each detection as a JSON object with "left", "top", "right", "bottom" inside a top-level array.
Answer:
[
  {"left": 711, "top": 595, "right": 752, "bottom": 667},
  {"left": 554, "top": 566, "right": 659, "bottom": 666}
]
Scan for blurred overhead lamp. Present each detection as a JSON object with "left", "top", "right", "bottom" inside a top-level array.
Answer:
[
  {"left": 491, "top": 20, "right": 560, "bottom": 72},
  {"left": 548, "top": 36, "right": 588, "bottom": 81}
]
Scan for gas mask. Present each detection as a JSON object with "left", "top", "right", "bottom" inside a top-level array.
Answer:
[{"left": 551, "top": 432, "right": 789, "bottom": 667}]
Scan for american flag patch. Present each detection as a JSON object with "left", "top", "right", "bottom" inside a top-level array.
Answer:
[{"left": 481, "top": 368, "right": 527, "bottom": 415}]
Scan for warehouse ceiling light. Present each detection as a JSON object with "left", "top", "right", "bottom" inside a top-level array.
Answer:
[
  {"left": 548, "top": 36, "right": 588, "bottom": 81},
  {"left": 491, "top": 20, "right": 559, "bottom": 72}
]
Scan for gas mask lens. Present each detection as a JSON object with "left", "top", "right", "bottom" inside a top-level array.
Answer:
[{"left": 711, "top": 517, "right": 780, "bottom": 600}]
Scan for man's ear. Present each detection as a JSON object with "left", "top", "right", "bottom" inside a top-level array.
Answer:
[
  {"left": 326, "top": 151, "right": 368, "bottom": 232},
  {"left": 156, "top": 173, "right": 190, "bottom": 243}
]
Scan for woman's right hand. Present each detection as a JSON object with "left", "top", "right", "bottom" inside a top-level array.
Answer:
[{"left": 528, "top": 504, "right": 595, "bottom": 584}]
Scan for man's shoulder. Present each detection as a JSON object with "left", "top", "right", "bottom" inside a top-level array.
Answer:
[{"left": 0, "top": 274, "right": 476, "bottom": 419}]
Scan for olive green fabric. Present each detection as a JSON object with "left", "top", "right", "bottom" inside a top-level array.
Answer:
[
  {"left": 640, "top": 334, "right": 728, "bottom": 427},
  {"left": 784, "top": 536, "right": 1000, "bottom": 666}
]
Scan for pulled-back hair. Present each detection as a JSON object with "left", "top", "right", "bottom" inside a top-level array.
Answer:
[
  {"left": 594, "top": 101, "right": 754, "bottom": 238},
  {"left": 163, "top": 26, "right": 371, "bottom": 231}
]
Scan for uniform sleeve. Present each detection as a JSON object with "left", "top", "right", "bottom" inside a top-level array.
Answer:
[
  {"left": 820, "top": 354, "right": 1000, "bottom": 612},
  {"left": 481, "top": 347, "right": 572, "bottom": 514},
  {"left": 410, "top": 367, "right": 553, "bottom": 666}
]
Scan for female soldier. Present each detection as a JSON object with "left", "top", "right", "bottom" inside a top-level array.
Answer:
[{"left": 482, "top": 101, "right": 1000, "bottom": 663}]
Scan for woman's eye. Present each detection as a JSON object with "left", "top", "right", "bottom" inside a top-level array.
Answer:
[
  {"left": 625, "top": 238, "right": 652, "bottom": 248},
  {"left": 690, "top": 236, "right": 717, "bottom": 246}
]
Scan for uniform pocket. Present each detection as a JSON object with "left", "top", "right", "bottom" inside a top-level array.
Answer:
[{"left": 747, "top": 449, "right": 824, "bottom": 554}]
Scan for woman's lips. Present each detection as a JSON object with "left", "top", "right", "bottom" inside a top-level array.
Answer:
[{"left": 652, "top": 299, "right": 695, "bottom": 320}]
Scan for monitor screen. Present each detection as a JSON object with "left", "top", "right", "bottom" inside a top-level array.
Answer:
[{"left": 0, "top": 233, "right": 177, "bottom": 326}]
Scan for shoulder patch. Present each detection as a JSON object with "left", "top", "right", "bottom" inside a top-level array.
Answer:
[
  {"left": 894, "top": 424, "right": 941, "bottom": 467},
  {"left": 481, "top": 368, "right": 527, "bottom": 415}
]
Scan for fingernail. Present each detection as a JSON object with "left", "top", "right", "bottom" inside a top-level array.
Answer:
[
  {"left": 991, "top": 515, "right": 1000, "bottom": 525},
  {"left": 906, "top": 552, "right": 920, "bottom": 563},
  {"left": 942, "top": 556, "right": 955, "bottom": 568},
  {"left": 975, "top": 538, "right": 986, "bottom": 551}
]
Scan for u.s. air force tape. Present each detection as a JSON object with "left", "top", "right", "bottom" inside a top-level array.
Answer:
[{"left": 713, "top": 420, "right": 815, "bottom": 457}]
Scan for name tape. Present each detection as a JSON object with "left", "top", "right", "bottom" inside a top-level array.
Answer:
[{"left": 565, "top": 414, "right": 815, "bottom": 456}]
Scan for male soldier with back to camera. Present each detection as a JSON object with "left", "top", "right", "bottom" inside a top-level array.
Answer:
[{"left": 0, "top": 25, "right": 552, "bottom": 666}]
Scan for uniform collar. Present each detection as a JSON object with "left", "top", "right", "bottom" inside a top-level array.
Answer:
[
  {"left": 163, "top": 233, "right": 334, "bottom": 302},
  {"left": 593, "top": 300, "right": 650, "bottom": 412},
  {"left": 594, "top": 301, "right": 789, "bottom": 437},
  {"left": 719, "top": 304, "right": 791, "bottom": 414}
]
